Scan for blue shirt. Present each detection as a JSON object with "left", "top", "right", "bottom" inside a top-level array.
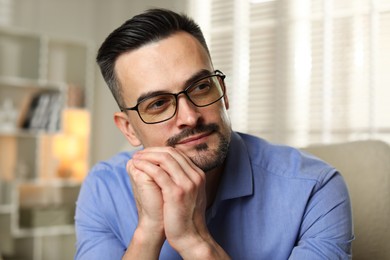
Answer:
[{"left": 75, "top": 132, "right": 353, "bottom": 259}]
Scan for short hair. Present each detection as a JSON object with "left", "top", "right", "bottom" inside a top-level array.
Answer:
[{"left": 96, "top": 8, "right": 210, "bottom": 107}]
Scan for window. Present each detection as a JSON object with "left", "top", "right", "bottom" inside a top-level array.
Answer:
[
  {"left": 189, "top": 0, "right": 390, "bottom": 147},
  {"left": 0, "top": 0, "right": 13, "bottom": 26}
]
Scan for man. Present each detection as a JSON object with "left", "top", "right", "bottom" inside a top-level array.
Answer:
[{"left": 75, "top": 8, "right": 353, "bottom": 259}]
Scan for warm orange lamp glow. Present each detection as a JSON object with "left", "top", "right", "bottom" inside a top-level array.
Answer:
[
  {"left": 62, "top": 108, "right": 90, "bottom": 137},
  {"left": 52, "top": 108, "right": 90, "bottom": 181}
]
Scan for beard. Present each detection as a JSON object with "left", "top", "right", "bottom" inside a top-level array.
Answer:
[{"left": 166, "top": 123, "right": 231, "bottom": 172}]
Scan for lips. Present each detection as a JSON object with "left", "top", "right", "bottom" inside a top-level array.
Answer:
[
  {"left": 177, "top": 131, "right": 212, "bottom": 145},
  {"left": 166, "top": 123, "right": 220, "bottom": 147}
]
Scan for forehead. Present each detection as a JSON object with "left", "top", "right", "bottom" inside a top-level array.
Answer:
[{"left": 115, "top": 32, "right": 213, "bottom": 104}]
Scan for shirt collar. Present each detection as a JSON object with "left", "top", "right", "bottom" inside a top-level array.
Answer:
[{"left": 216, "top": 132, "right": 254, "bottom": 201}]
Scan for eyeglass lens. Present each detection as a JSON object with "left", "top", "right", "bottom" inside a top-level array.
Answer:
[{"left": 138, "top": 75, "right": 224, "bottom": 123}]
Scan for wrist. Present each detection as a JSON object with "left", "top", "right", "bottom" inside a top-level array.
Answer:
[
  {"left": 135, "top": 221, "right": 165, "bottom": 244},
  {"left": 174, "top": 233, "right": 230, "bottom": 260},
  {"left": 123, "top": 226, "right": 165, "bottom": 259}
]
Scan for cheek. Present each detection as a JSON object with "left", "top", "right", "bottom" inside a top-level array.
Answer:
[
  {"left": 201, "top": 102, "right": 231, "bottom": 128},
  {"left": 216, "top": 102, "right": 231, "bottom": 124},
  {"left": 219, "top": 110, "right": 231, "bottom": 130},
  {"left": 137, "top": 126, "right": 171, "bottom": 147}
]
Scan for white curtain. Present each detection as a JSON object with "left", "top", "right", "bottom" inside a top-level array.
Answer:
[{"left": 189, "top": 0, "right": 390, "bottom": 147}]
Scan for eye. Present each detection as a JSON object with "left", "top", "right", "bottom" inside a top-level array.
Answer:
[
  {"left": 142, "top": 95, "right": 174, "bottom": 114},
  {"left": 189, "top": 80, "right": 212, "bottom": 95}
]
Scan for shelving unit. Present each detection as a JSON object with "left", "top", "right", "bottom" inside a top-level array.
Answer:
[{"left": 0, "top": 26, "right": 94, "bottom": 260}]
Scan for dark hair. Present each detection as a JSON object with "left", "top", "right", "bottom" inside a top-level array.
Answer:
[{"left": 96, "top": 8, "right": 210, "bottom": 107}]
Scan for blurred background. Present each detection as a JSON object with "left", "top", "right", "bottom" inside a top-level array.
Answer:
[{"left": 0, "top": 0, "right": 389, "bottom": 259}]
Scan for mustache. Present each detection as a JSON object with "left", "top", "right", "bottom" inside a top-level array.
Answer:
[{"left": 166, "top": 123, "right": 219, "bottom": 147}]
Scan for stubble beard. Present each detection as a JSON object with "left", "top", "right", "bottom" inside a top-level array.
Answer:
[{"left": 166, "top": 123, "right": 231, "bottom": 172}]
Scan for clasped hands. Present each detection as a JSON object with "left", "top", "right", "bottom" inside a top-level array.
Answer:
[{"left": 126, "top": 146, "right": 228, "bottom": 259}]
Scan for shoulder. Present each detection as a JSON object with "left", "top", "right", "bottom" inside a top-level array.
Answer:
[
  {"left": 75, "top": 151, "right": 139, "bottom": 256},
  {"left": 82, "top": 151, "right": 135, "bottom": 193},
  {"left": 90, "top": 151, "right": 132, "bottom": 175},
  {"left": 236, "top": 132, "right": 337, "bottom": 183},
  {"left": 77, "top": 150, "right": 139, "bottom": 217}
]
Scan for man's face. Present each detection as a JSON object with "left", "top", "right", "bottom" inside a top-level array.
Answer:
[{"left": 114, "top": 32, "right": 232, "bottom": 172}]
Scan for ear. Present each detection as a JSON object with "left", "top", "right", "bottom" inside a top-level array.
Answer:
[
  {"left": 114, "top": 112, "right": 142, "bottom": 147},
  {"left": 223, "top": 95, "right": 230, "bottom": 110},
  {"left": 223, "top": 82, "right": 229, "bottom": 110}
]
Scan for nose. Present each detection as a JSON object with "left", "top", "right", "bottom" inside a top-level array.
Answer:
[{"left": 174, "top": 94, "right": 201, "bottom": 128}]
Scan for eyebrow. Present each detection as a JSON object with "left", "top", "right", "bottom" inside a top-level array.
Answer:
[{"left": 135, "top": 69, "right": 213, "bottom": 104}]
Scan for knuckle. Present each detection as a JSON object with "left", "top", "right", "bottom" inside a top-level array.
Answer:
[
  {"left": 165, "top": 146, "right": 176, "bottom": 153},
  {"left": 183, "top": 179, "right": 201, "bottom": 195},
  {"left": 172, "top": 186, "right": 185, "bottom": 199},
  {"left": 184, "top": 181, "right": 196, "bottom": 193},
  {"left": 160, "top": 152, "right": 173, "bottom": 161},
  {"left": 193, "top": 172, "right": 205, "bottom": 186}
]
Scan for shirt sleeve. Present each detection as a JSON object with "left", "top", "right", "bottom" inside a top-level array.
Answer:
[
  {"left": 289, "top": 171, "right": 354, "bottom": 260},
  {"left": 74, "top": 172, "right": 128, "bottom": 260}
]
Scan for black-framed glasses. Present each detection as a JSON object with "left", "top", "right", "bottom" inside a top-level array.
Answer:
[{"left": 120, "top": 70, "right": 226, "bottom": 124}]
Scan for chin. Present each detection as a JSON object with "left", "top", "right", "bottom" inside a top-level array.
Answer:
[{"left": 190, "top": 141, "right": 229, "bottom": 173}]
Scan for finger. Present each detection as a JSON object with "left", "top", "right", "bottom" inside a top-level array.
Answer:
[
  {"left": 132, "top": 157, "right": 179, "bottom": 192},
  {"left": 136, "top": 147, "right": 196, "bottom": 170},
  {"left": 132, "top": 153, "right": 205, "bottom": 203},
  {"left": 127, "top": 159, "right": 152, "bottom": 183},
  {"left": 135, "top": 147, "right": 205, "bottom": 183},
  {"left": 127, "top": 160, "right": 167, "bottom": 233},
  {"left": 174, "top": 148, "right": 204, "bottom": 175},
  {"left": 169, "top": 148, "right": 206, "bottom": 187},
  {"left": 133, "top": 153, "right": 200, "bottom": 189}
]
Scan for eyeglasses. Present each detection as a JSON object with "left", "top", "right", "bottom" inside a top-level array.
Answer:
[{"left": 120, "top": 70, "right": 226, "bottom": 124}]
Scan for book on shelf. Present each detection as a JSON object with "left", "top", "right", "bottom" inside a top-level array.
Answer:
[{"left": 21, "top": 91, "right": 63, "bottom": 132}]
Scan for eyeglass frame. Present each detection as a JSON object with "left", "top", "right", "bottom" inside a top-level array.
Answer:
[{"left": 119, "top": 70, "right": 226, "bottom": 124}]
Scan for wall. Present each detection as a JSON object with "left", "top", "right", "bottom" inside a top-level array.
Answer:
[{"left": 10, "top": 0, "right": 187, "bottom": 165}]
